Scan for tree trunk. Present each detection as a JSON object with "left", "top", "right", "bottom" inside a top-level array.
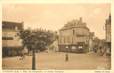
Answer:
[{"left": 32, "top": 49, "right": 36, "bottom": 70}]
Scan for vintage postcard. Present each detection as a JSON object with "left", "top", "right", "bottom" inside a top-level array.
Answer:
[{"left": 0, "top": 0, "right": 113, "bottom": 73}]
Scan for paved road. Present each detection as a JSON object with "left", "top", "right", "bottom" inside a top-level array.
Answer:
[{"left": 2, "top": 52, "right": 111, "bottom": 70}]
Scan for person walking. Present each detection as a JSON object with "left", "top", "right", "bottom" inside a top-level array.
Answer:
[{"left": 65, "top": 53, "right": 69, "bottom": 62}]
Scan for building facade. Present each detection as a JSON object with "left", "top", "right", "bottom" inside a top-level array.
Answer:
[
  {"left": 2, "top": 21, "right": 23, "bottom": 57},
  {"left": 105, "top": 14, "right": 111, "bottom": 55},
  {"left": 58, "top": 18, "right": 93, "bottom": 53}
]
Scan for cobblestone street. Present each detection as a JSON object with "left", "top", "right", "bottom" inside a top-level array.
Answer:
[{"left": 2, "top": 52, "right": 111, "bottom": 70}]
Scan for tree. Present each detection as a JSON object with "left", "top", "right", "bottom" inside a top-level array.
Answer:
[
  {"left": 19, "top": 29, "right": 55, "bottom": 52},
  {"left": 19, "top": 29, "right": 56, "bottom": 70}
]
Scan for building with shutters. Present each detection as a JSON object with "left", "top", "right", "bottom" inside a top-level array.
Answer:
[{"left": 58, "top": 17, "right": 94, "bottom": 53}]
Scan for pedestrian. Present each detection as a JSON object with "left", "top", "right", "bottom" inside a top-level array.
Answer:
[
  {"left": 65, "top": 53, "right": 69, "bottom": 62},
  {"left": 99, "top": 46, "right": 103, "bottom": 56}
]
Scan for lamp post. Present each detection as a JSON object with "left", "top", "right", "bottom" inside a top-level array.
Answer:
[
  {"left": 31, "top": 33, "right": 36, "bottom": 70},
  {"left": 32, "top": 46, "right": 36, "bottom": 70}
]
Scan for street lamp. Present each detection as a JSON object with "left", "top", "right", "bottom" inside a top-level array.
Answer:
[{"left": 32, "top": 45, "right": 36, "bottom": 70}]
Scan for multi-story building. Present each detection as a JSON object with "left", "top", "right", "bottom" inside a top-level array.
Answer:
[
  {"left": 58, "top": 17, "right": 93, "bottom": 53},
  {"left": 105, "top": 14, "right": 111, "bottom": 55},
  {"left": 2, "top": 21, "right": 23, "bottom": 57}
]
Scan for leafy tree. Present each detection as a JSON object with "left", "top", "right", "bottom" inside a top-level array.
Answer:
[
  {"left": 19, "top": 29, "right": 55, "bottom": 52},
  {"left": 19, "top": 29, "right": 56, "bottom": 70}
]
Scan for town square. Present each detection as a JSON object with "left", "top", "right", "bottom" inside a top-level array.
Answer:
[{"left": 2, "top": 4, "right": 111, "bottom": 70}]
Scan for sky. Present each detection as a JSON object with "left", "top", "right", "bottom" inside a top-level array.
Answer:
[{"left": 2, "top": 4, "right": 110, "bottom": 39}]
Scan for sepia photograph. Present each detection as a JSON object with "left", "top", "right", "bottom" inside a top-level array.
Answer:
[{"left": 2, "top": 3, "right": 111, "bottom": 70}]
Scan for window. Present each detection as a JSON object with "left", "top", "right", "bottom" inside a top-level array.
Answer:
[
  {"left": 2, "top": 37, "right": 13, "bottom": 40},
  {"left": 64, "top": 37, "right": 65, "bottom": 43},
  {"left": 73, "top": 29, "right": 75, "bottom": 35}
]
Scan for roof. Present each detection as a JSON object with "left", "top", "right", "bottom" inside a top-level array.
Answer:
[{"left": 60, "top": 18, "right": 89, "bottom": 31}]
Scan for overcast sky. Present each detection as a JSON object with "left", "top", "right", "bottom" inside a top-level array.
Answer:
[{"left": 2, "top": 4, "right": 110, "bottom": 39}]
